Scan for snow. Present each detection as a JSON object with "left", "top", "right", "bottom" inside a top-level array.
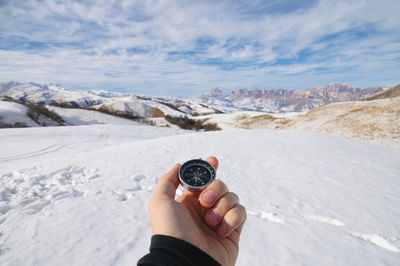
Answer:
[
  {"left": 0, "top": 125, "right": 399, "bottom": 265},
  {"left": 0, "top": 100, "right": 37, "bottom": 127},
  {"left": 47, "top": 106, "right": 140, "bottom": 126},
  {"left": 200, "top": 111, "right": 297, "bottom": 130},
  {"left": 0, "top": 83, "right": 220, "bottom": 118}
]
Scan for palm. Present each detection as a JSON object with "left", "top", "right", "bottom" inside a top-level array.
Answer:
[
  {"left": 148, "top": 159, "right": 245, "bottom": 266},
  {"left": 175, "top": 194, "right": 239, "bottom": 266}
]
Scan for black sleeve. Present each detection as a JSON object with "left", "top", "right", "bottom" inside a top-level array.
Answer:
[{"left": 137, "top": 234, "right": 221, "bottom": 266}]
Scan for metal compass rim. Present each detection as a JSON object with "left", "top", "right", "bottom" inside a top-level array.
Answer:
[{"left": 178, "top": 159, "right": 216, "bottom": 191}]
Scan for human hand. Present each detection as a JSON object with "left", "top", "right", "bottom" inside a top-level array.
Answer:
[{"left": 148, "top": 156, "right": 246, "bottom": 266}]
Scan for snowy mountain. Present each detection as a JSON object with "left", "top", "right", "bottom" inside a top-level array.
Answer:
[
  {"left": 0, "top": 82, "right": 385, "bottom": 118},
  {"left": 1, "top": 81, "right": 399, "bottom": 144},
  {"left": 0, "top": 82, "right": 219, "bottom": 119},
  {"left": 0, "top": 125, "right": 399, "bottom": 265},
  {"left": 194, "top": 84, "right": 384, "bottom": 113}
]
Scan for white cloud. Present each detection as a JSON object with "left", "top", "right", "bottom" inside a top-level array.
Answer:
[{"left": 0, "top": 0, "right": 399, "bottom": 95}]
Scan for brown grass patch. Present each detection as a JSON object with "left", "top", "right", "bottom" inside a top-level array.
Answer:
[
  {"left": 148, "top": 107, "right": 165, "bottom": 118},
  {"left": 165, "top": 115, "right": 221, "bottom": 131}
]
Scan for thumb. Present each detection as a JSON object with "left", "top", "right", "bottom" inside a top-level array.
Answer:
[{"left": 153, "top": 163, "right": 181, "bottom": 200}]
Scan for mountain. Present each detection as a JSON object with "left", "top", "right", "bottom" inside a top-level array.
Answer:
[
  {"left": 1, "top": 82, "right": 386, "bottom": 117},
  {"left": 279, "top": 96, "right": 400, "bottom": 146},
  {"left": 1, "top": 81, "right": 396, "bottom": 139},
  {"left": 194, "top": 84, "right": 384, "bottom": 113},
  {"left": 0, "top": 82, "right": 219, "bottom": 119},
  {"left": 364, "top": 84, "right": 400, "bottom": 100}
]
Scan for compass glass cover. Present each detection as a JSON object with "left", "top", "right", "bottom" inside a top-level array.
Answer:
[{"left": 179, "top": 159, "right": 216, "bottom": 188}]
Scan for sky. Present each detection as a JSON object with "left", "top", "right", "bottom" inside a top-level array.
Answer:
[{"left": 0, "top": 0, "right": 399, "bottom": 96}]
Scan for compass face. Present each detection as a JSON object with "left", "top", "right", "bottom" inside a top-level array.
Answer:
[{"left": 179, "top": 159, "right": 216, "bottom": 191}]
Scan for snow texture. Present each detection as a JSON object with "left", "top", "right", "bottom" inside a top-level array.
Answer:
[
  {"left": 46, "top": 106, "right": 140, "bottom": 126},
  {"left": 0, "top": 100, "right": 37, "bottom": 127},
  {"left": 0, "top": 125, "right": 399, "bottom": 266}
]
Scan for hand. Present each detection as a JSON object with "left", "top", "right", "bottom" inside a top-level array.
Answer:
[{"left": 148, "top": 157, "right": 247, "bottom": 266}]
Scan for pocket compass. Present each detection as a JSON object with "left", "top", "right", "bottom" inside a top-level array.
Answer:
[{"left": 179, "top": 159, "right": 216, "bottom": 192}]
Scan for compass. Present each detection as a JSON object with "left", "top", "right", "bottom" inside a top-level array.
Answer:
[{"left": 179, "top": 159, "right": 216, "bottom": 192}]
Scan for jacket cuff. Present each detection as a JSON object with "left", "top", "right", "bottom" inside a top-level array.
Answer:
[{"left": 137, "top": 234, "right": 221, "bottom": 266}]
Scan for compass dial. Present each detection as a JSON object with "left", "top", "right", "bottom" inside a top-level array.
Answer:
[{"left": 179, "top": 159, "right": 216, "bottom": 191}]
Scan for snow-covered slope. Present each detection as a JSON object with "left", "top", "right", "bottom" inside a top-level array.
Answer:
[
  {"left": 46, "top": 106, "right": 141, "bottom": 126},
  {"left": 0, "top": 82, "right": 110, "bottom": 107},
  {"left": 202, "top": 111, "right": 294, "bottom": 130},
  {"left": 280, "top": 97, "right": 400, "bottom": 146},
  {"left": 0, "top": 97, "right": 144, "bottom": 127},
  {"left": 0, "top": 100, "right": 37, "bottom": 127},
  {"left": 0, "top": 125, "right": 399, "bottom": 265}
]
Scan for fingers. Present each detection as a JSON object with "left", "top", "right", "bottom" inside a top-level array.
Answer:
[
  {"left": 206, "top": 156, "right": 219, "bottom": 171},
  {"left": 200, "top": 179, "right": 247, "bottom": 238},
  {"left": 152, "top": 163, "right": 181, "bottom": 201},
  {"left": 205, "top": 192, "right": 239, "bottom": 226},
  {"left": 217, "top": 204, "right": 247, "bottom": 238},
  {"left": 199, "top": 180, "right": 229, "bottom": 207}
]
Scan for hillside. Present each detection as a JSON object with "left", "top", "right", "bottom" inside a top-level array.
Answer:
[
  {"left": 364, "top": 84, "right": 400, "bottom": 100},
  {"left": 280, "top": 97, "right": 400, "bottom": 146},
  {"left": 0, "top": 126, "right": 399, "bottom": 265},
  {"left": 202, "top": 111, "right": 297, "bottom": 130},
  {"left": 1, "top": 82, "right": 385, "bottom": 116},
  {"left": 0, "top": 100, "right": 38, "bottom": 127},
  {"left": 0, "top": 82, "right": 219, "bottom": 119},
  {"left": 1, "top": 81, "right": 398, "bottom": 145},
  {"left": 195, "top": 84, "right": 384, "bottom": 113},
  {"left": 0, "top": 97, "right": 142, "bottom": 127}
]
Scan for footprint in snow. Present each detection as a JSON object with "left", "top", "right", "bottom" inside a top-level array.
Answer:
[
  {"left": 0, "top": 166, "right": 99, "bottom": 215},
  {"left": 113, "top": 191, "right": 129, "bottom": 202},
  {"left": 349, "top": 232, "right": 400, "bottom": 253},
  {"left": 113, "top": 174, "right": 154, "bottom": 201},
  {"left": 131, "top": 174, "right": 155, "bottom": 192},
  {"left": 247, "top": 210, "right": 285, "bottom": 224},
  {"left": 304, "top": 215, "right": 345, "bottom": 226},
  {"left": 132, "top": 175, "right": 146, "bottom": 182}
]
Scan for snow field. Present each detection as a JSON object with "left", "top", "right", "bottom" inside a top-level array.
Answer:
[
  {"left": 0, "top": 125, "right": 399, "bottom": 265},
  {"left": 0, "top": 100, "right": 37, "bottom": 127},
  {"left": 46, "top": 106, "right": 141, "bottom": 126}
]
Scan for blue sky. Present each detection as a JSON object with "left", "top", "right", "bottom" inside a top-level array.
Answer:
[{"left": 0, "top": 0, "right": 399, "bottom": 96}]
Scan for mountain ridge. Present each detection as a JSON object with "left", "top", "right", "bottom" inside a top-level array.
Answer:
[
  {"left": 0, "top": 81, "right": 389, "bottom": 116},
  {"left": 195, "top": 84, "right": 385, "bottom": 113}
]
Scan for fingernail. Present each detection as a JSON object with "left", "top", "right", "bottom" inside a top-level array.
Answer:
[
  {"left": 202, "top": 190, "right": 216, "bottom": 205},
  {"left": 218, "top": 223, "right": 228, "bottom": 236},
  {"left": 207, "top": 210, "right": 220, "bottom": 224}
]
